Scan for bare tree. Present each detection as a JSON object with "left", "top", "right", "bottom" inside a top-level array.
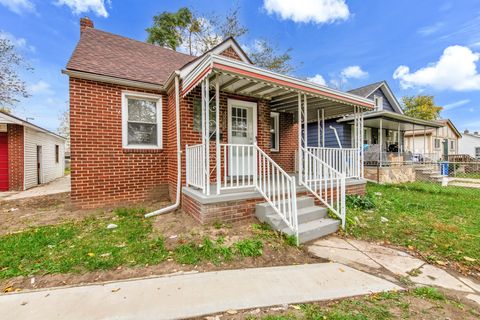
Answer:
[{"left": 0, "top": 37, "right": 30, "bottom": 111}]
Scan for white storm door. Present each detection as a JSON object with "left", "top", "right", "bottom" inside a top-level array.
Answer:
[{"left": 228, "top": 100, "right": 257, "bottom": 177}]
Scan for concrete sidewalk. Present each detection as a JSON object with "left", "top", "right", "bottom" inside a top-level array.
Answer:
[
  {"left": 0, "top": 175, "right": 70, "bottom": 201},
  {"left": 0, "top": 263, "right": 400, "bottom": 320}
]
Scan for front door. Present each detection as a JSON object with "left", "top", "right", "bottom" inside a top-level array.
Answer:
[
  {"left": 228, "top": 99, "right": 257, "bottom": 177},
  {"left": 36, "top": 145, "right": 42, "bottom": 185}
]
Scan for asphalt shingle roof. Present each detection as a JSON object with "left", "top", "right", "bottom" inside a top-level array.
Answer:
[
  {"left": 66, "top": 28, "right": 196, "bottom": 86},
  {"left": 348, "top": 81, "right": 385, "bottom": 98}
]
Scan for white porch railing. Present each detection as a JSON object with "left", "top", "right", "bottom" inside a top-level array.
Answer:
[
  {"left": 219, "top": 143, "right": 256, "bottom": 191},
  {"left": 186, "top": 144, "right": 205, "bottom": 191},
  {"left": 256, "top": 145, "right": 298, "bottom": 241},
  {"left": 307, "top": 147, "right": 361, "bottom": 179},
  {"left": 301, "top": 147, "right": 346, "bottom": 229}
]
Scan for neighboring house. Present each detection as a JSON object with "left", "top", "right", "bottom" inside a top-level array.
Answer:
[
  {"left": 307, "top": 81, "right": 443, "bottom": 164},
  {"left": 404, "top": 119, "right": 461, "bottom": 160},
  {"left": 64, "top": 18, "right": 374, "bottom": 242},
  {"left": 459, "top": 130, "right": 480, "bottom": 159},
  {"left": 0, "top": 111, "right": 66, "bottom": 192}
]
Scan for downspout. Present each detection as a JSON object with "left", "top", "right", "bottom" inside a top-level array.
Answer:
[
  {"left": 145, "top": 73, "right": 181, "bottom": 218},
  {"left": 330, "top": 126, "right": 343, "bottom": 148}
]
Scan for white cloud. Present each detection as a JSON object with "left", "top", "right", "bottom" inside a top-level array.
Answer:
[
  {"left": 263, "top": 0, "right": 350, "bottom": 24},
  {"left": 340, "top": 65, "right": 368, "bottom": 79},
  {"left": 307, "top": 74, "right": 327, "bottom": 86},
  {"left": 0, "top": 30, "right": 35, "bottom": 52},
  {"left": 443, "top": 99, "right": 470, "bottom": 110},
  {"left": 0, "top": 0, "right": 34, "bottom": 14},
  {"left": 29, "top": 81, "right": 54, "bottom": 95},
  {"left": 417, "top": 22, "right": 443, "bottom": 36},
  {"left": 393, "top": 45, "right": 480, "bottom": 91},
  {"left": 55, "top": 0, "right": 110, "bottom": 18}
]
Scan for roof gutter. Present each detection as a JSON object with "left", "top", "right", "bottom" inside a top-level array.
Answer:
[
  {"left": 145, "top": 71, "right": 182, "bottom": 218},
  {"left": 62, "top": 69, "right": 165, "bottom": 92}
]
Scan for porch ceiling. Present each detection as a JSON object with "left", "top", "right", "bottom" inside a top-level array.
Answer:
[{"left": 180, "top": 54, "right": 374, "bottom": 119}]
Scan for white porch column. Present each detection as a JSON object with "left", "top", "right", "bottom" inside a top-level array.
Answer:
[
  {"left": 205, "top": 77, "right": 210, "bottom": 195},
  {"left": 201, "top": 80, "right": 206, "bottom": 194},
  {"left": 215, "top": 76, "right": 220, "bottom": 195},
  {"left": 397, "top": 122, "right": 401, "bottom": 162},
  {"left": 303, "top": 94, "right": 308, "bottom": 182},
  {"left": 298, "top": 93, "right": 302, "bottom": 184},
  {"left": 317, "top": 109, "right": 321, "bottom": 147},
  {"left": 360, "top": 108, "right": 364, "bottom": 178},
  {"left": 423, "top": 127, "right": 427, "bottom": 164},
  {"left": 379, "top": 118, "right": 383, "bottom": 167},
  {"left": 321, "top": 108, "right": 325, "bottom": 147},
  {"left": 412, "top": 124, "right": 415, "bottom": 157}
]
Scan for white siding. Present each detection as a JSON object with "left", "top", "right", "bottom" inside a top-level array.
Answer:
[
  {"left": 24, "top": 127, "right": 65, "bottom": 189},
  {"left": 459, "top": 134, "right": 480, "bottom": 158}
]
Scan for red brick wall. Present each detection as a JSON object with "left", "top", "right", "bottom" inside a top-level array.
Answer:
[
  {"left": 7, "top": 124, "right": 24, "bottom": 191},
  {"left": 69, "top": 77, "right": 169, "bottom": 208},
  {"left": 182, "top": 182, "right": 366, "bottom": 224},
  {"left": 271, "top": 112, "right": 297, "bottom": 173}
]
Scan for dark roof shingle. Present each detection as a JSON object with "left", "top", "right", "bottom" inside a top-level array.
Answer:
[
  {"left": 66, "top": 28, "right": 196, "bottom": 86},
  {"left": 348, "top": 81, "right": 385, "bottom": 98}
]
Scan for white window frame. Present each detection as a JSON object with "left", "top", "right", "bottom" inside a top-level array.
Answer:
[
  {"left": 374, "top": 95, "right": 383, "bottom": 111},
  {"left": 450, "top": 140, "right": 455, "bottom": 151},
  {"left": 121, "top": 91, "right": 162, "bottom": 149},
  {"left": 434, "top": 138, "right": 441, "bottom": 150},
  {"left": 270, "top": 112, "right": 280, "bottom": 152}
]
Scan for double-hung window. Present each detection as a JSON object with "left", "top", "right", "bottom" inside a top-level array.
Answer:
[
  {"left": 374, "top": 95, "right": 383, "bottom": 111},
  {"left": 270, "top": 112, "right": 279, "bottom": 152},
  {"left": 122, "top": 92, "right": 162, "bottom": 149},
  {"left": 434, "top": 138, "right": 441, "bottom": 150},
  {"left": 475, "top": 147, "right": 480, "bottom": 159}
]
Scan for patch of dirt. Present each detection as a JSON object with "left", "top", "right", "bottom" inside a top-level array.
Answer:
[{"left": 0, "top": 194, "right": 321, "bottom": 292}]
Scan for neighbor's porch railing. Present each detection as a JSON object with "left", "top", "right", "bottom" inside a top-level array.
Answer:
[
  {"left": 307, "top": 147, "right": 362, "bottom": 179},
  {"left": 301, "top": 147, "right": 346, "bottom": 229}
]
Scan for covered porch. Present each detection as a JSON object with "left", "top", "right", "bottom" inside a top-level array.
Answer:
[
  {"left": 338, "top": 110, "right": 443, "bottom": 167},
  {"left": 179, "top": 53, "right": 373, "bottom": 235}
]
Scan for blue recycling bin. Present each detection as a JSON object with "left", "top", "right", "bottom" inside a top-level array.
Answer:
[{"left": 439, "top": 162, "right": 449, "bottom": 176}]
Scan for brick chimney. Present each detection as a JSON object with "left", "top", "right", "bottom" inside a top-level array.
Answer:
[{"left": 80, "top": 17, "right": 94, "bottom": 35}]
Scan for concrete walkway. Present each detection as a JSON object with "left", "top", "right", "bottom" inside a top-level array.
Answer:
[
  {"left": 0, "top": 175, "right": 70, "bottom": 201},
  {"left": 0, "top": 263, "right": 400, "bottom": 320},
  {"left": 309, "top": 237, "right": 480, "bottom": 305}
]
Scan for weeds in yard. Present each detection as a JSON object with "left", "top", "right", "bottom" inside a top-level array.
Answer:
[
  {"left": 412, "top": 287, "right": 445, "bottom": 301},
  {"left": 347, "top": 182, "right": 480, "bottom": 271},
  {"left": 346, "top": 194, "right": 376, "bottom": 210},
  {"left": 234, "top": 239, "right": 263, "bottom": 257}
]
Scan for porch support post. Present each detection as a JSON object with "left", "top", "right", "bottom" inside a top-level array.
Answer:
[
  {"left": 412, "top": 124, "right": 415, "bottom": 159},
  {"left": 423, "top": 127, "right": 426, "bottom": 164},
  {"left": 397, "top": 122, "right": 401, "bottom": 163},
  {"left": 215, "top": 75, "right": 220, "bottom": 195},
  {"left": 435, "top": 127, "right": 439, "bottom": 160},
  {"left": 205, "top": 77, "right": 210, "bottom": 195},
  {"left": 303, "top": 94, "right": 308, "bottom": 181},
  {"left": 298, "top": 93, "right": 302, "bottom": 184},
  {"left": 379, "top": 118, "right": 383, "bottom": 167},
  {"left": 322, "top": 108, "right": 325, "bottom": 147},
  {"left": 317, "top": 108, "right": 320, "bottom": 147},
  {"left": 360, "top": 108, "right": 364, "bottom": 178},
  {"left": 201, "top": 80, "right": 206, "bottom": 194}
]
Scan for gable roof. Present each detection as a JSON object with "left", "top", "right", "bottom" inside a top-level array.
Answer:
[
  {"left": 0, "top": 111, "right": 66, "bottom": 140},
  {"left": 66, "top": 28, "right": 196, "bottom": 86},
  {"left": 348, "top": 81, "right": 404, "bottom": 114},
  {"left": 438, "top": 119, "right": 462, "bottom": 138}
]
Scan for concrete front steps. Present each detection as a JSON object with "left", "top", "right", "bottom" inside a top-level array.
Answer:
[
  {"left": 415, "top": 166, "right": 444, "bottom": 183},
  {"left": 255, "top": 196, "right": 340, "bottom": 244}
]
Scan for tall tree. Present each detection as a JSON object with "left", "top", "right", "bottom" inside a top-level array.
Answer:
[
  {"left": 0, "top": 37, "right": 30, "bottom": 112},
  {"left": 402, "top": 95, "right": 443, "bottom": 120},
  {"left": 249, "top": 40, "right": 295, "bottom": 74},
  {"left": 146, "top": 7, "right": 194, "bottom": 51},
  {"left": 146, "top": 6, "right": 296, "bottom": 74}
]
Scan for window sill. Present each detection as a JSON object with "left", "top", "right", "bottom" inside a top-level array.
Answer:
[
  {"left": 271, "top": 149, "right": 279, "bottom": 153},
  {"left": 123, "top": 147, "right": 163, "bottom": 154}
]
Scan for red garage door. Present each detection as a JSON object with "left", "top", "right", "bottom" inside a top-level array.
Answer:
[{"left": 0, "top": 132, "right": 8, "bottom": 191}]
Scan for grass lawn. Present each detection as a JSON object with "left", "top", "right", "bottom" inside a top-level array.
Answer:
[
  {"left": 346, "top": 182, "right": 480, "bottom": 272},
  {"left": 0, "top": 207, "right": 298, "bottom": 282},
  {"left": 224, "top": 287, "right": 479, "bottom": 319}
]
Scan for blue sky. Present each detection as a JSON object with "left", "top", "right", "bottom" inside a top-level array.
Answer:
[{"left": 1, "top": 0, "right": 480, "bottom": 132}]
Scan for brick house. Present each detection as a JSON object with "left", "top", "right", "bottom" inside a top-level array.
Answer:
[{"left": 64, "top": 18, "right": 373, "bottom": 243}]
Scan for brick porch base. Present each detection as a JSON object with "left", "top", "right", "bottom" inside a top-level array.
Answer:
[{"left": 181, "top": 180, "right": 366, "bottom": 224}]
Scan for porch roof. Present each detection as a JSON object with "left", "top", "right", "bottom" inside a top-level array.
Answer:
[
  {"left": 337, "top": 110, "right": 443, "bottom": 131},
  {"left": 180, "top": 54, "right": 374, "bottom": 119}
]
